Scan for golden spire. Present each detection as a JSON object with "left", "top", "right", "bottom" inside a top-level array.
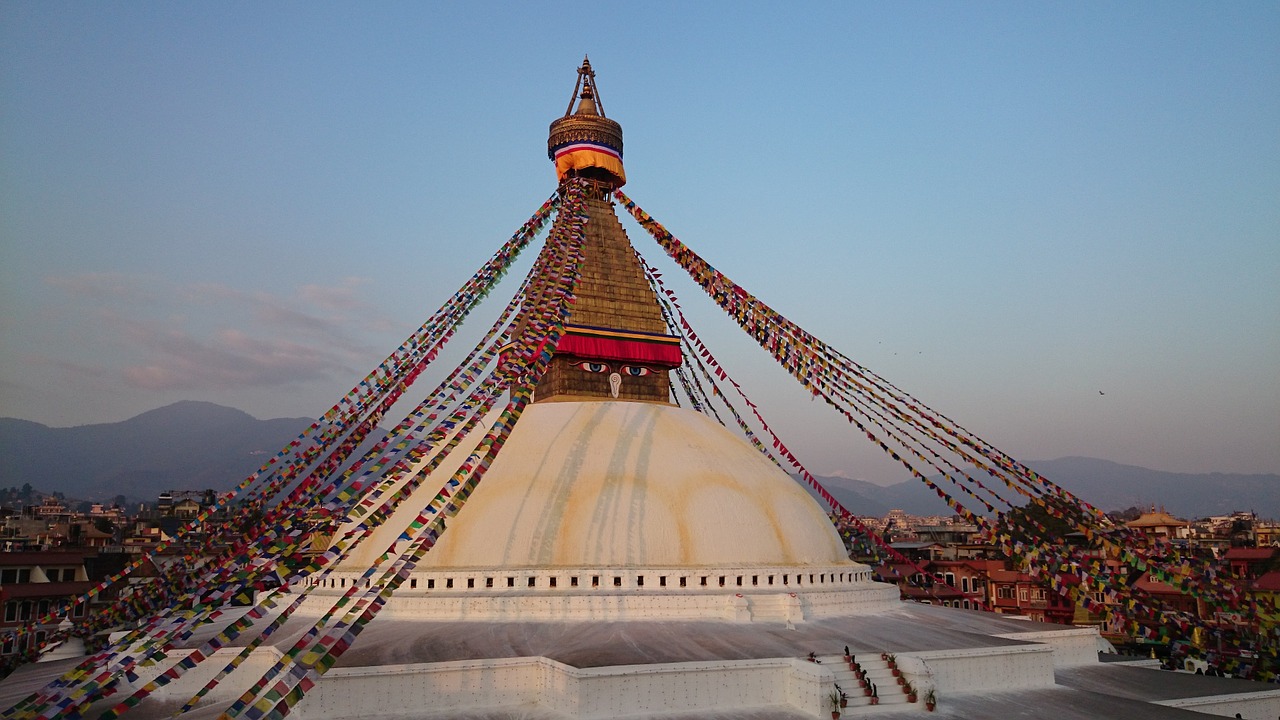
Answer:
[{"left": 548, "top": 56, "right": 626, "bottom": 188}]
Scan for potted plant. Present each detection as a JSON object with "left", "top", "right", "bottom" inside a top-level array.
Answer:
[
  {"left": 829, "top": 690, "right": 842, "bottom": 718},
  {"left": 925, "top": 688, "right": 937, "bottom": 711},
  {"left": 904, "top": 681, "right": 917, "bottom": 702},
  {"left": 870, "top": 685, "right": 879, "bottom": 705},
  {"left": 840, "top": 691, "right": 848, "bottom": 709}
]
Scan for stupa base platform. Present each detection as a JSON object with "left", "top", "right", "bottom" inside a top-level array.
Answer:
[{"left": 9, "top": 601, "right": 1276, "bottom": 719}]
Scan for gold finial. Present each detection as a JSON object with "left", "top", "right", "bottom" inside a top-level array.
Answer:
[
  {"left": 548, "top": 56, "right": 625, "bottom": 187},
  {"left": 563, "top": 55, "right": 606, "bottom": 118}
]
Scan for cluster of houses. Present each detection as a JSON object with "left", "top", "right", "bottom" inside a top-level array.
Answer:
[
  {"left": 850, "top": 508, "right": 1280, "bottom": 680},
  {"left": 0, "top": 491, "right": 230, "bottom": 671},
  {"left": 1, "top": 492, "right": 1277, "bottom": 679}
]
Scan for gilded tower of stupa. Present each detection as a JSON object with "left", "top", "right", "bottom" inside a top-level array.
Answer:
[{"left": 531, "top": 57, "right": 681, "bottom": 404}]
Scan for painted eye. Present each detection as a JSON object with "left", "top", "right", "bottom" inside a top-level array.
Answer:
[
  {"left": 577, "top": 361, "right": 609, "bottom": 373},
  {"left": 621, "top": 366, "right": 651, "bottom": 377}
]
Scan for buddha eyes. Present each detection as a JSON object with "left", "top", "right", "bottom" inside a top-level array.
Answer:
[{"left": 574, "top": 362, "right": 651, "bottom": 376}]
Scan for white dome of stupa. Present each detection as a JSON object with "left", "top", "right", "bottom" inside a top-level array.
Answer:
[
  {"left": 420, "top": 399, "right": 848, "bottom": 569},
  {"left": 321, "top": 398, "right": 888, "bottom": 624}
]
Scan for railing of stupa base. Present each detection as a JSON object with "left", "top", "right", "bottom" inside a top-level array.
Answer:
[
  {"left": 303, "top": 566, "right": 875, "bottom": 593},
  {"left": 615, "top": 189, "right": 1250, "bottom": 657}
]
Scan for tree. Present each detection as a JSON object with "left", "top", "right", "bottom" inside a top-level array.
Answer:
[
  {"left": 996, "top": 501, "right": 1077, "bottom": 548},
  {"left": 1108, "top": 506, "right": 1143, "bottom": 522}
]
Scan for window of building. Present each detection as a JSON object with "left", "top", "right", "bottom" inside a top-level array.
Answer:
[
  {"left": 945, "top": 573, "right": 955, "bottom": 587},
  {"left": 0, "top": 569, "right": 30, "bottom": 584},
  {"left": 997, "top": 585, "right": 1014, "bottom": 600},
  {"left": 3, "top": 602, "right": 16, "bottom": 622},
  {"left": 1018, "top": 587, "right": 1028, "bottom": 602},
  {"left": 961, "top": 577, "right": 970, "bottom": 593}
]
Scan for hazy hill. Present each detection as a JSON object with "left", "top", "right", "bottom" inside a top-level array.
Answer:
[
  {"left": 0, "top": 401, "right": 313, "bottom": 502},
  {"left": 802, "top": 457, "right": 1280, "bottom": 520},
  {"left": 3, "top": 402, "right": 1276, "bottom": 520}
]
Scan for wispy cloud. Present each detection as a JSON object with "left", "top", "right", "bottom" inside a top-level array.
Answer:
[
  {"left": 40, "top": 272, "right": 389, "bottom": 392},
  {"left": 119, "top": 322, "right": 352, "bottom": 390}
]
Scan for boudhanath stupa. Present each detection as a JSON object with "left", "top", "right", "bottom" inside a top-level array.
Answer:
[{"left": 2, "top": 59, "right": 1276, "bottom": 720}]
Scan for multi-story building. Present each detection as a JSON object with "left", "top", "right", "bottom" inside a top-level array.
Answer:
[
  {"left": 0, "top": 551, "right": 94, "bottom": 659},
  {"left": 986, "top": 568, "right": 1052, "bottom": 621}
]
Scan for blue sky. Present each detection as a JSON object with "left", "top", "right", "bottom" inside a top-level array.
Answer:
[{"left": 1, "top": 2, "right": 1277, "bottom": 484}]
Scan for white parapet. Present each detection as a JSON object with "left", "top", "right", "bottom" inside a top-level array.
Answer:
[
  {"left": 992, "top": 626, "right": 1103, "bottom": 667},
  {"left": 291, "top": 655, "right": 835, "bottom": 719},
  {"left": 903, "top": 644, "right": 1058, "bottom": 695},
  {"left": 293, "top": 564, "right": 900, "bottom": 623}
]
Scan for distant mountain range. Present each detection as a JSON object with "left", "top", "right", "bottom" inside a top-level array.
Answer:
[
  {"left": 0, "top": 401, "right": 314, "bottom": 502},
  {"left": 1, "top": 402, "right": 1276, "bottom": 520},
  {"left": 800, "top": 457, "right": 1280, "bottom": 521}
]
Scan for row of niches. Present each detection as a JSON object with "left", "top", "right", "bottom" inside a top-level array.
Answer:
[{"left": 302, "top": 567, "right": 874, "bottom": 593}]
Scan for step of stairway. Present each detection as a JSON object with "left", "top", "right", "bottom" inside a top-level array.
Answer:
[{"left": 815, "top": 652, "right": 925, "bottom": 715}]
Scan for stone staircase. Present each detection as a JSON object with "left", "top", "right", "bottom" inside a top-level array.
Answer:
[{"left": 813, "top": 652, "right": 922, "bottom": 716}]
